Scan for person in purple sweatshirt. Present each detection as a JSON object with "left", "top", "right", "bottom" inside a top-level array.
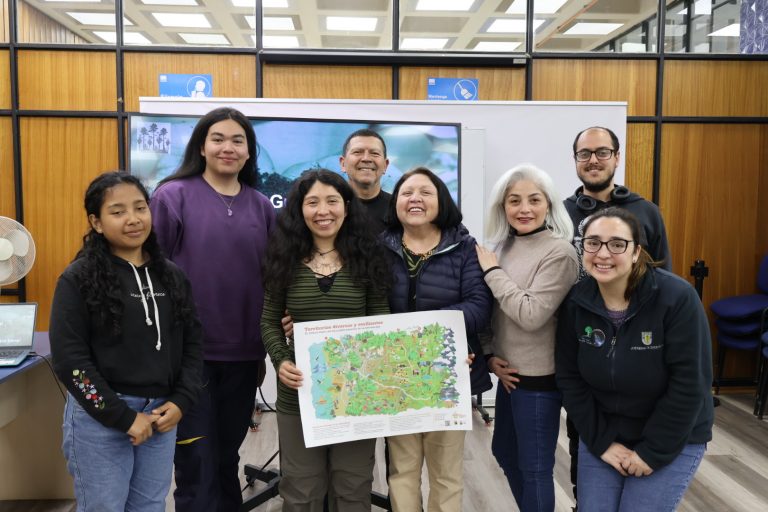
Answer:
[{"left": 150, "top": 107, "right": 276, "bottom": 512}]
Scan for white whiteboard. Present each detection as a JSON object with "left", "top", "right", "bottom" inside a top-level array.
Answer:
[{"left": 140, "top": 97, "right": 627, "bottom": 241}]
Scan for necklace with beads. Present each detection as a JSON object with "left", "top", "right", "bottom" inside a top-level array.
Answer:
[
  {"left": 402, "top": 240, "right": 437, "bottom": 277},
  {"left": 306, "top": 248, "right": 341, "bottom": 276}
]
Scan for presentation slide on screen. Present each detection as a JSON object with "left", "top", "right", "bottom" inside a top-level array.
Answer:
[{"left": 129, "top": 115, "right": 461, "bottom": 208}]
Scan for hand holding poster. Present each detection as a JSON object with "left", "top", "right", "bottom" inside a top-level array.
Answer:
[{"left": 294, "top": 310, "right": 473, "bottom": 448}]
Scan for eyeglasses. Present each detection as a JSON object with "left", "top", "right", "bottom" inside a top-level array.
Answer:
[
  {"left": 581, "top": 237, "right": 633, "bottom": 254},
  {"left": 574, "top": 148, "right": 616, "bottom": 162}
]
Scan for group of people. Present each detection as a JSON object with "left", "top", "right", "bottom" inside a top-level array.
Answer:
[{"left": 48, "top": 106, "right": 714, "bottom": 512}]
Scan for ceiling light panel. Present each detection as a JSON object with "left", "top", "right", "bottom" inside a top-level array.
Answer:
[
  {"left": 487, "top": 19, "right": 545, "bottom": 33},
  {"left": 179, "top": 32, "right": 230, "bottom": 44},
  {"left": 400, "top": 37, "right": 448, "bottom": 49},
  {"left": 474, "top": 41, "right": 522, "bottom": 51},
  {"left": 152, "top": 13, "right": 211, "bottom": 28},
  {"left": 326, "top": 16, "right": 378, "bottom": 32},
  {"left": 141, "top": 0, "right": 198, "bottom": 5},
  {"left": 621, "top": 42, "right": 647, "bottom": 52},
  {"left": 263, "top": 17, "right": 295, "bottom": 30},
  {"left": 564, "top": 22, "right": 623, "bottom": 35},
  {"left": 708, "top": 23, "right": 740, "bottom": 37},
  {"left": 67, "top": 12, "right": 133, "bottom": 25},
  {"left": 415, "top": 0, "right": 475, "bottom": 10},
  {"left": 506, "top": 0, "right": 568, "bottom": 14},
  {"left": 262, "top": 35, "right": 300, "bottom": 47},
  {"left": 93, "top": 31, "right": 151, "bottom": 44}
]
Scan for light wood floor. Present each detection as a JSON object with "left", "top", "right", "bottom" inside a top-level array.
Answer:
[{"left": 2, "top": 394, "right": 766, "bottom": 512}]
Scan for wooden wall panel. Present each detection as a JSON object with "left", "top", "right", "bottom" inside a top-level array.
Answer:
[
  {"left": 399, "top": 67, "right": 525, "bottom": 100},
  {"left": 0, "top": 117, "right": 13, "bottom": 219},
  {"left": 0, "top": 50, "right": 10, "bottom": 109},
  {"left": 262, "top": 64, "right": 392, "bottom": 99},
  {"left": 18, "top": 50, "right": 116, "bottom": 111},
  {"left": 21, "top": 118, "right": 119, "bottom": 330},
  {"left": 663, "top": 61, "right": 768, "bottom": 117},
  {"left": 758, "top": 126, "right": 768, "bottom": 261},
  {"left": 532, "top": 59, "right": 656, "bottom": 117},
  {"left": 624, "top": 123, "right": 655, "bottom": 201},
  {"left": 17, "top": 1, "right": 88, "bottom": 44},
  {"left": 124, "top": 53, "right": 257, "bottom": 112},
  {"left": 660, "top": 124, "right": 766, "bottom": 378}
]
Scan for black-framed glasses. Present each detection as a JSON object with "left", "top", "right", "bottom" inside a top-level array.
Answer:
[
  {"left": 574, "top": 148, "right": 616, "bottom": 162},
  {"left": 581, "top": 237, "right": 633, "bottom": 254}
]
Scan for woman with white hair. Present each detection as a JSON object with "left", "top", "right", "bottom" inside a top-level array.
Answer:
[{"left": 475, "top": 164, "right": 578, "bottom": 511}]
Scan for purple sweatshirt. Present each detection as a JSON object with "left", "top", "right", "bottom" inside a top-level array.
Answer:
[{"left": 150, "top": 175, "right": 275, "bottom": 361}]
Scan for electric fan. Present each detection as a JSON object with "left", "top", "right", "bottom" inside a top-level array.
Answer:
[{"left": 0, "top": 217, "right": 36, "bottom": 287}]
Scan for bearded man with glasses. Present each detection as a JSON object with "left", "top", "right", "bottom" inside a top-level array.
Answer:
[{"left": 564, "top": 126, "right": 671, "bottom": 274}]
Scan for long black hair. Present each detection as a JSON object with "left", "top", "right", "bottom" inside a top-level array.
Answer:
[
  {"left": 76, "top": 171, "right": 194, "bottom": 333},
  {"left": 263, "top": 169, "right": 390, "bottom": 294},
  {"left": 158, "top": 107, "right": 258, "bottom": 188}
]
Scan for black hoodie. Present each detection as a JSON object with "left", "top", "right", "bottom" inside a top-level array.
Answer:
[
  {"left": 564, "top": 186, "right": 672, "bottom": 271},
  {"left": 51, "top": 254, "right": 202, "bottom": 432}
]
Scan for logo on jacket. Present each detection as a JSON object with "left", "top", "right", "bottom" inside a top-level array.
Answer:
[
  {"left": 579, "top": 326, "right": 606, "bottom": 347},
  {"left": 641, "top": 331, "right": 653, "bottom": 346}
]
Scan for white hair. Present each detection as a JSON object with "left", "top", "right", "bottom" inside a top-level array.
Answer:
[{"left": 484, "top": 163, "right": 574, "bottom": 245}]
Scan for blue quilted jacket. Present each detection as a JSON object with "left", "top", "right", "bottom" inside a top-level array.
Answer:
[{"left": 381, "top": 224, "right": 492, "bottom": 351}]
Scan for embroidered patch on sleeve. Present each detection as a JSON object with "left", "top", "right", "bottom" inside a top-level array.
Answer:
[{"left": 72, "top": 369, "right": 106, "bottom": 410}]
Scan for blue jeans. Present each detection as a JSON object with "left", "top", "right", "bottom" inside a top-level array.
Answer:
[
  {"left": 62, "top": 393, "right": 177, "bottom": 512},
  {"left": 491, "top": 385, "right": 561, "bottom": 512},
  {"left": 577, "top": 440, "right": 706, "bottom": 512}
]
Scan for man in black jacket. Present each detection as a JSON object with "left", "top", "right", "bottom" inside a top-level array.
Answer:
[{"left": 339, "top": 128, "right": 392, "bottom": 234}]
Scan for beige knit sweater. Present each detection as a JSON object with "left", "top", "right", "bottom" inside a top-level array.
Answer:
[{"left": 482, "top": 229, "right": 578, "bottom": 376}]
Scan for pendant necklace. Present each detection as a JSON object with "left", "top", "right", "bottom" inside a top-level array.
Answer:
[{"left": 216, "top": 192, "right": 236, "bottom": 217}]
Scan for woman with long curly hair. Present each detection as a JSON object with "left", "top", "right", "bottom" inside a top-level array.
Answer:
[
  {"left": 261, "top": 168, "right": 390, "bottom": 511},
  {"left": 50, "top": 171, "right": 202, "bottom": 511}
]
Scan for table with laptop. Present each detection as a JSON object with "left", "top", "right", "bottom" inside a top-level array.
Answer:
[{"left": 0, "top": 302, "right": 73, "bottom": 499}]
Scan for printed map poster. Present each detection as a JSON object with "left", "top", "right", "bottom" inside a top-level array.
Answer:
[{"left": 294, "top": 310, "right": 472, "bottom": 448}]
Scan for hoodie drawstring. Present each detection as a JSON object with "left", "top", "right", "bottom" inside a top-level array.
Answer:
[{"left": 129, "top": 262, "right": 162, "bottom": 351}]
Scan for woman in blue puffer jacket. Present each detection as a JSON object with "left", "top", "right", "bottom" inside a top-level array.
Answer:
[{"left": 381, "top": 166, "right": 492, "bottom": 512}]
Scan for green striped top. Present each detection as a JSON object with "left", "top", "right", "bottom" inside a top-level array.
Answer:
[{"left": 261, "top": 264, "right": 390, "bottom": 415}]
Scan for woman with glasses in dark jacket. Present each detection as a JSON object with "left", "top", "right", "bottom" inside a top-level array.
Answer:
[{"left": 555, "top": 207, "right": 713, "bottom": 511}]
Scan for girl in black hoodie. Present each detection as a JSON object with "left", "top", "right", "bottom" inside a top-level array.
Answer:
[{"left": 50, "top": 171, "right": 202, "bottom": 512}]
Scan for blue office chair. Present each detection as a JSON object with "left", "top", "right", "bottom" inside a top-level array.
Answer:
[
  {"left": 710, "top": 254, "right": 768, "bottom": 319},
  {"left": 710, "top": 254, "right": 768, "bottom": 394}
]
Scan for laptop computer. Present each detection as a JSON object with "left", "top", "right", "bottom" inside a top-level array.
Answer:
[{"left": 0, "top": 302, "right": 37, "bottom": 367}]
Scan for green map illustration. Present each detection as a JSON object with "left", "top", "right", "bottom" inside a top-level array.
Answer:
[{"left": 309, "top": 323, "right": 460, "bottom": 419}]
